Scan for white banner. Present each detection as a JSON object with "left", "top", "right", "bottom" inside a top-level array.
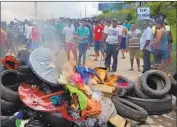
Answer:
[{"left": 137, "top": 7, "right": 150, "bottom": 20}]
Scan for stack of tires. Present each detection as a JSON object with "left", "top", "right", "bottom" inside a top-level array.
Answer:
[
  {"left": 1, "top": 70, "right": 22, "bottom": 114},
  {"left": 1, "top": 50, "right": 70, "bottom": 127},
  {"left": 112, "top": 70, "right": 174, "bottom": 124}
]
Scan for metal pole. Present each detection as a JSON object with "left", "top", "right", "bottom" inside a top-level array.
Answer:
[
  {"left": 85, "top": 4, "right": 86, "bottom": 18},
  {"left": 35, "top": 2, "right": 37, "bottom": 20}
]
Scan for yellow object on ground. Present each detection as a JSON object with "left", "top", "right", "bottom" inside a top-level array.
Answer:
[
  {"left": 93, "top": 67, "right": 108, "bottom": 83},
  {"left": 109, "top": 114, "right": 127, "bottom": 127},
  {"left": 94, "top": 84, "right": 115, "bottom": 93}
]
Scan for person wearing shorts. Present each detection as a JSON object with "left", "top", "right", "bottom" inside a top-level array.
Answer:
[
  {"left": 119, "top": 22, "right": 128, "bottom": 59},
  {"left": 62, "top": 19, "right": 77, "bottom": 62},
  {"left": 152, "top": 19, "right": 168, "bottom": 71},
  {"left": 93, "top": 21, "right": 104, "bottom": 61},
  {"left": 126, "top": 23, "right": 141, "bottom": 72}
]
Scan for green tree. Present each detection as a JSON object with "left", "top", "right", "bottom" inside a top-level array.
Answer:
[{"left": 102, "top": 9, "right": 110, "bottom": 14}]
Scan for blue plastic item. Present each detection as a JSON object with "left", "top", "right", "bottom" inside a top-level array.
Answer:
[
  {"left": 74, "top": 66, "right": 103, "bottom": 84},
  {"left": 50, "top": 95, "right": 63, "bottom": 106}
]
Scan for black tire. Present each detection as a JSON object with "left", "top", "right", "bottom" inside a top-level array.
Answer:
[
  {"left": 1, "top": 99, "right": 15, "bottom": 111},
  {"left": 134, "top": 75, "right": 165, "bottom": 99},
  {"left": 42, "top": 112, "right": 70, "bottom": 127},
  {"left": 24, "top": 119, "right": 45, "bottom": 127},
  {"left": 170, "top": 72, "right": 177, "bottom": 96},
  {"left": 141, "top": 70, "right": 171, "bottom": 98},
  {"left": 1, "top": 115, "right": 17, "bottom": 127},
  {"left": 116, "top": 75, "right": 134, "bottom": 96},
  {"left": 111, "top": 96, "right": 148, "bottom": 123},
  {"left": 126, "top": 95, "right": 172, "bottom": 115},
  {"left": 1, "top": 70, "right": 20, "bottom": 102},
  {"left": 17, "top": 50, "right": 30, "bottom": 66},
  {"left": 17, "top": 65, "right": 41, "bottom": 84},
  {"left": 134, "top": 75, "right": 149, "bottom": 99},
  {"left": 18, "top": 65, "right": 31, "bottom": 72}
]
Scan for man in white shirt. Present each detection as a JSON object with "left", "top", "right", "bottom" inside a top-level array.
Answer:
[
  {"left": 102, "top": 20, "right": 111, "bottom": 53},
  {"left": 140, "top": 20, "right": 154, "bottom": 73},
  {"left": 25, "top": 23, "right": 33, "bottom": 48},
  {"left": 103, "top": 19, "right": 122, "bottom": 72},
  {"left": 62, "top": 19, "right": 76, "bottom": 62}
]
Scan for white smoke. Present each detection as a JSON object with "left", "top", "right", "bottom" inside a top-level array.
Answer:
[{"left": 1, "top": 2, "right": 99, "bottom": 22}]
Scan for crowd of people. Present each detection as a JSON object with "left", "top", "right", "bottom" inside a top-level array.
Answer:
[{"left": 0, "top": 17, "right": 174, "bottom": 74}]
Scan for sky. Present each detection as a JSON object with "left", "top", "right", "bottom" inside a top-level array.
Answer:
[{"left": 1, "top": 1, "right": 102, "bottom": 21}]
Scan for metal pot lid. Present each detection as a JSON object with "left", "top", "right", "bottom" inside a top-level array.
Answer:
[{"left": 29, "top": 47, "right": 61, "bottom": 86}]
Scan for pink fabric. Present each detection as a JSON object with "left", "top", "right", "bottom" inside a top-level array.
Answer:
[
  {"left": 32, "top": 27, "right": 40, "bottom": 41},
  {"left": 116, "top": 83, "right": 128, "bottom": 88},
  {"left": 71, "top": 73, "right": 83, "bottom": 87},
  {"left": 64, "top": 42, "right": 77, "bottom": 54}
]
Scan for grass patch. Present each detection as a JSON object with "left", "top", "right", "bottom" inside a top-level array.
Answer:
[{"left": 171, "top": 25, "right": 176, "bottom": 43}]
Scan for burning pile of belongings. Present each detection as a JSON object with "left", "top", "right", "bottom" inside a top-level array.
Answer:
[{"left": 1, "top": 47, "right": 176, "bottom": 127}]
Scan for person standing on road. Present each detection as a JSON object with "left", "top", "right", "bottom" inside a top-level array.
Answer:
[
  {"left": 29, "top": 22, "right": 41, "bottom": 50},
  {"left": 25, "top": 22, "right": 33, "bottom": 46},
  {"left": 85, "top": 20, "right": 93, "bottom": 47},
  {"left": 101, "top": 20, "right": 112, "bottom": 59},
  {"left": 140, "top": 20, "right": 154, "bottom": 73},
  {"left": 93, "top": 20, "right": 104, "bottom": 61},
  {"left": 75, "top": 19, "right": 89, "bottom": 66},
  {"left": 119, "top": 22, "right": 128, "bottom": 59},
  {"left": 164, "top": 22, "right": 173, "bottom": 63},
  {"left": 42, "top": 20, "right": 58, "bottom": 51},
  {"left": 62, "top": 19, "right": 77, "bottom": 62},
  {"left": 151, "top": 19, "right": 168, "bottom": 72},
  {"left": 103, "top": 19, "right": 122, "bottom": 72},
  {"left": 56, "top": 18, "right": 66, "bottom": 43},
  {"left": 123, "top": 20, "right": 131, "bottom": 31},
  {"left": 0, "top": 28, "right": 8, "bottom": 58},
  {"left": 126, "top": 23, "right": 141, "bottom": 72}
]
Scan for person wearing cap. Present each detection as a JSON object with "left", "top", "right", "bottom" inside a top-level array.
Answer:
[
  {"left": 126, "top": 22, "right": 141, "bottom": 72},
  {"left": 75, "top": 19, "right": 89, "bottom": 66},
  {"left": 140, "top": 20, "right": 154, "bottom": 73},
  {"left": 103, "top": 19, "right": 122, "bottom": 72},
  {"left": 151, "top": 18, "right": 168, "bottom": 71}
]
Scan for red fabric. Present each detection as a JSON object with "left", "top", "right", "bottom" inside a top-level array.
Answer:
[
  {"left": 101, "top": 24, "right": 104, "bottom": 28},
  {"left": 32, "top": 27, "right": 40, "bottom": 41},
  {"left": 0, "top": 29, "right": 7, "bottom": 47},
  {"left": 93, "top": 25, "right": 104, "bottom": 41},
  {"left": 1, "top": 55, "right": 19, "bottom": 70},
  {"left": 64, "top": 42, "right": 77, "bottom": 54}
]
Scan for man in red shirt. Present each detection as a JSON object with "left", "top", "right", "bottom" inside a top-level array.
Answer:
[
  {"left": 27, "top": 22, "right": 41, "bottom": 50},
  {"left": 93, "top": 21, "right": 104, "bottom": 61}
]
